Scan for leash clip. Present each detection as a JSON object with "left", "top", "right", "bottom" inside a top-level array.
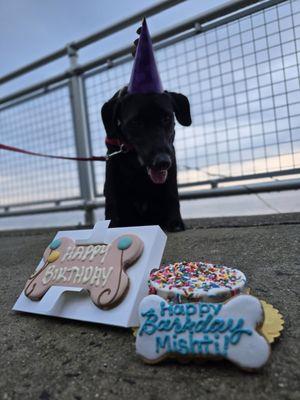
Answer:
[{"left": 106, "top": 144, "right": 129, "bottom": 160}]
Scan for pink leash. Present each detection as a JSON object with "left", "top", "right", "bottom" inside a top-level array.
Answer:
[{"left": 0, "top": 141, "right": 131, "bottom": 162}]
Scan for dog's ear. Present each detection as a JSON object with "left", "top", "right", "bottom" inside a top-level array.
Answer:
[
  {"left": 168, "top": 92, "right": 192, "bottom": 127},
  {"left": 101, "top": 94, "right": 120, "bottom": 136},
  {"left": 101, "top": 87, "right": 127, "bottom": 136}
]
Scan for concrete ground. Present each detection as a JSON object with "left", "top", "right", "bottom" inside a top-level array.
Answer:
[{"left": 0, "top": 213, "right": 299, "bottom": 400}]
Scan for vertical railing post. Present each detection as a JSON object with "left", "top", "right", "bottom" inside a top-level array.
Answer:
[{"left": 68, "top": 44, "right": 95, "bottom": 226}]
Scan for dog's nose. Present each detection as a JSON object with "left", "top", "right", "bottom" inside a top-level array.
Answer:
[{"left": 153, "top": 153, "right": 172, "bottom": 170}]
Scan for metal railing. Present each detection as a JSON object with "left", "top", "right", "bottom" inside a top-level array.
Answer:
[{"left": 0, "top": 0, "right": 299, "bottom": 224}]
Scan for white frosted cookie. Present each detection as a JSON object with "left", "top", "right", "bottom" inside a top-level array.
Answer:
[
  {"left": 136, "top": 294, "right": 270, "bottom": 370},
  {"left": 148, "top": 261, "right": 246, "bottom": 303}
]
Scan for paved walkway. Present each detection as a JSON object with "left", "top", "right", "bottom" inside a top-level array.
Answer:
[{"left": 0, "top": 214, "right": 299, "bottom": 400}]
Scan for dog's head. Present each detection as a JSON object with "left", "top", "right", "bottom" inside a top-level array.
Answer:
[{"left": 101, "top": 88, "right": 191, "bottom": 184}]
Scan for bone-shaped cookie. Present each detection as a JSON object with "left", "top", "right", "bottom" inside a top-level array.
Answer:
[
  {"left": 24, "top": 234, "right": 143, "bottom": 309},
  {"left": 136, "top": 294, "right": 270, "bottom": 370}
]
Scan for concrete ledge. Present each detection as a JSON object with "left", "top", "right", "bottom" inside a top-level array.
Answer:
[{"left": 0, "top": 214, "right": 299, "bottom": 400}]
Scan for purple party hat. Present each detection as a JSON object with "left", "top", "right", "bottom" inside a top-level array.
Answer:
[{"left": 128, "top": 18, "right": 163, "bottom": 94}]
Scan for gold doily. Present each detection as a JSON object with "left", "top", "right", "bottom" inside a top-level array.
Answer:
[
  {"left": 260, "top": 300, "right": 284, "bottom": 343},
  {"left": 242, "top": 289, "right": 284, "bottom": 343},
  {"left": 132, "top": 327, "right": 138, "bottom": 337}
]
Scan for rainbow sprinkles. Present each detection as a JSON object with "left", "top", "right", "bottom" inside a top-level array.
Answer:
[{"left": 148, "top": 261, "right": 247, "bottom": 303}]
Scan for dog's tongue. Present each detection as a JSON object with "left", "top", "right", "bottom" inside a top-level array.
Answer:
[{"left": 147, "top": 168, "right": 168, "bottom": 184}]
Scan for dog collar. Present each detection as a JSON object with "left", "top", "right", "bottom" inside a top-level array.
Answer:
[{"left": 105, "top": 137, "right": 134, "bottom": 152}]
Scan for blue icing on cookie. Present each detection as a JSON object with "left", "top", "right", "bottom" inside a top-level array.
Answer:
[
  {"left": 118, "top": 236, "right": 133, "bottom": 250},
  {"left": 49, "top": 239, "right": 61, "bottom": 250}
]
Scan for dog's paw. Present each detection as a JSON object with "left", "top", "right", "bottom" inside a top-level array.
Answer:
[{"left": 165, "top": 219, "right": 185, "bottom": 232}]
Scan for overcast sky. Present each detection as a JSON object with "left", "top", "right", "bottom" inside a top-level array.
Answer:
[{"left": 0, "top": 0, "right": 225, "bottom": 96}]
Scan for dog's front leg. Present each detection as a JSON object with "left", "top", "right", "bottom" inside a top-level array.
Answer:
[{"left": 104, "top": 161, "right": 120, "bottom": 227}]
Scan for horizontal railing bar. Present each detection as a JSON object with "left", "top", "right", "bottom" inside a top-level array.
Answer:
[
  {"left": 178, "top": 168, "right": 300, "bottom": 188},
  {"left": 0, "top": 196, "right": 81, "bottom": 211},
  {"left": 0, "top": 48, "right": 68, "bottom": 86},
  {"left": 1, "top": 178, "right": 298, "bottom": 218},
  {"left": 0, "top": 200, "right": 105, "bottom": 218},
  {"left": 0, "top": 0, "right": 287, "bottom": 106},
  {"left": 0, "top": 81, "right": 69, "bottom": 112},
  {"left": 0, "top": 0, "right": 186, "bottom": 86},
  {"left": 0, "top": 71, "right": 71, "bottom": 106},
  {"left": 179, "top": 178, "right": 300, "bottom": 199}
]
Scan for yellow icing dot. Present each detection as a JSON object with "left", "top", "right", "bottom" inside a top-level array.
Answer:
[{"left": 47, "top": 250, "right": 60, "bottom": 263}]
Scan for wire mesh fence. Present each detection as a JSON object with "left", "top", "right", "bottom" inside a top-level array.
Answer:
[
  {"left": 84, "top": 0, "right": 300, "bottom": 196},
  {"left": 0, "top": 0, "right": 299, "bottom": 215},
  {"left": 0, "top": 85, "right": 80, "bottom": 206}
]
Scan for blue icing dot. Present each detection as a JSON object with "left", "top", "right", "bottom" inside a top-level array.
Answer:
[
  {"left": 49, "top": 239, "right": 61, "bottom": 250},
  {"left": 118, "top": 236, "right": 132, "bottom": 250}
]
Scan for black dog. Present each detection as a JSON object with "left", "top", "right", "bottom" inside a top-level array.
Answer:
[{"left": 101, "top": 87, "right": 191, "bottom": 232}]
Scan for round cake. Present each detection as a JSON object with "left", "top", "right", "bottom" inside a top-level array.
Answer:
[{"left": 148, "top": 261, "right": 247, "bottom": 303}]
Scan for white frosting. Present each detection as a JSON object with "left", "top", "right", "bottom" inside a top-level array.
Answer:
[
  {"left": 136, "top": 295, "right": 270, "bottom": 370},
  {"left": 42, "top": 265, "right": 113, "bottom": 287},
  {"left": 61, "top": 244, "right": 108, "bottom": 262}
]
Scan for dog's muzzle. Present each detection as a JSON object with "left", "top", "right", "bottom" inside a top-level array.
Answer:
[{"left": 147, "top": 153, "right": 171, "bottom": 184}]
